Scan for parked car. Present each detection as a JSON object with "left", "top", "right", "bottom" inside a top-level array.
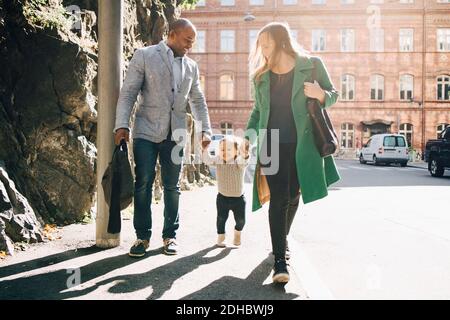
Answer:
[
  {"left": 207, "top": 134, "right": 225, "bottom": 156},
  {"left": 359, "top": 134, "right": 409, "bottom": 166},
  {"left": 424, "top": 126, "right": 450, "bottom": 177}
]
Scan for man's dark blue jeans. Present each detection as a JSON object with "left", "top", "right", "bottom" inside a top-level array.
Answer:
[{"left": 133, "top": 138, "right": 183, "bottom": 241}]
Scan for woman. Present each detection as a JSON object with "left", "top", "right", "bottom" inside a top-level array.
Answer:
[{"left": 245, "top": 22, "right": 341, "bottom": 283}]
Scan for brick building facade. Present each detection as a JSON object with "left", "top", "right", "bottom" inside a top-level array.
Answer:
[{"left": 182, "top": 0, "right": 450, "bottom": 155}]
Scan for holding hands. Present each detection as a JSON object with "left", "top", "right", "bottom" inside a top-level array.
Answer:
[{"left": 239, "top": 139, "right": 250, "bottom": 159}]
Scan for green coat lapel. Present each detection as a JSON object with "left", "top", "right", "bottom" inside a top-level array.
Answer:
[
  {"left": 257, "top": 55, "right": 315, "bottom": 129},
  {"left": 291, "top": 56, "right": 313, "bottom": 117}
]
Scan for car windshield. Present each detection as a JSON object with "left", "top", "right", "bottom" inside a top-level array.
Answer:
[
  {"left": 444, "top": 129, "right": 450, "bottom": 140},
  {"left": 212, "top": 135, "right": 224, "bottom": 141}
]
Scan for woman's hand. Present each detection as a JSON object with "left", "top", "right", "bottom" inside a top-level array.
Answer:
[
  {"left": 239, "top": 139, "right": 250, "bottom": 159},
  {"left": 304, "top": 81, "right": 326, "bottom": 105}
]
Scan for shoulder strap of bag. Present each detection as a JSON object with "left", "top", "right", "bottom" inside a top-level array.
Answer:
[
  {"left": 311, "top": 57, "right": 317, "bottom": 83},
  {"left": 310, "top": 57, "right": 338, "bottom": 139}
]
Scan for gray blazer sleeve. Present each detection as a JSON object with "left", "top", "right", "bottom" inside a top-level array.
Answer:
[
  {"left": 113, "top": 49, "right": 145, "bottom": 133},
  {"left": 189, "top": 63, "right": 212, "bottom": 136}
]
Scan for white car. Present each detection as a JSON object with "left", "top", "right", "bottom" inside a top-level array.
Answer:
[
  {"left": 207, "top": 134, "right": 225, "bottom": 156},
  {"left": 359, "top": 134, "right": 409, "bottom": 167}
]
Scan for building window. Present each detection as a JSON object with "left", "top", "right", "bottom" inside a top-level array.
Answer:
[
  {"left": 220, "top": 74, "right": 234, "bottom": 100},
  {"left": 192, "top": 30, "right": 205, "bottom": 53},
  {"left": 312, "top": 0, "right": 326, "bottom": 4},
  {"left": 250, "top": 0, "right": 264, "bottom": 5},
  {"left": 196, "top": 0, "right": 206, "bottom": 6},
  {"left": 312, "top": 29, "right": 326, "bottom": 52},
  {"left": 399, "top": 28, "right": 414, "bottom": 52},
  {"left": 283, "top": 0, "right": 298, "bottom": 5},
  {"left": 437, "top": 29, "right": 450, "bottom": 52},
  {"left": 221, "top": 122, "right": 233, "bottom": 135},
  {"left": 437, "top": 75, "right": 450, "bottom": 101},
  {"left": 399, "top": 123, "right": 413, "bottom": 147},
  {"left": 340, "top": 123, "right": 354, "bottom": 149},
  {"left": 341, "top": 0, "right": 355, "bottom": 3},
  {"left": 220, "top": 30, "right": 235, "bottom": 52},
  {"left": 199, "top": 75, "right": 206, "bottom": 93},
  {"left": 290, "top": 30, "right": 298, "bottom": 43},
  {"left": 370, "top": 28, "right": 384, "bottom": 52},
  {"left": 341, "top": 29, "right": 355, "bottom": 52},
  {"left": 221, "top": 0, "right": 235, "bottom": 6},
  {"left": 249, "top": 30, "right": 258, "bottom": 52},
  {"left": 370, "top": 74, "right": 384, "bottom": 100},
  {"left": 400, "top": 74, "right": 414, "bottom": 101},
  {"left": 341, "top": 74, "right": 355, "bottom": 101},
  {"left": 437, "top": 0, "right": 450, "bottom": 3},
  {"left": 370, "top": 0, "right": 384, "bottom": 4},
  {"left": 399, "top": 0, "right": 414, "bottom": 3},
  {"left": 437, "top": 124, "right": 449, "bottom": 138}
]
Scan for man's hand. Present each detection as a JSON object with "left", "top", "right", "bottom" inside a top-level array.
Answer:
[
  {"left": 114, "top": 128, "right": 129, "bottom": 145},
  {"left": 201, "top": 133, "right": 211, "bottom": 150}
]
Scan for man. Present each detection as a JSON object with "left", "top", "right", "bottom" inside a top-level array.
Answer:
[{"left": 114, "top": 18, "right": 212, "bottom": 257}]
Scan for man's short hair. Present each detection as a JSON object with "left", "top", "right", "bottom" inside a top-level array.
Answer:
[{"left": 169, "top": 18, "right": 196, "bottom": 34}]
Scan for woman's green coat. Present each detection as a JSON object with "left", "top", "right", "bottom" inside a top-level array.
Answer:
[{"left": 246, "top": 55, "right": 341, "bottom": 212}]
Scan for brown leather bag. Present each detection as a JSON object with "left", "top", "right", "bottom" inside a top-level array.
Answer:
[
  {"left": 256, "top": 162, "right": 270, "bottom": 205},
  {"left": 307, "top": 59, "right": 339, "bottom": 157}
]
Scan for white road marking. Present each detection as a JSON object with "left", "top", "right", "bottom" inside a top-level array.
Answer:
[
  {"left": 288, "top": 235, "right": 335, "bottom": 300},
  {"left": 347, "top": 165, "right": 370, "bottom": 171},
  {"left": 371, "top": 166, "right": 391, "bottom": 170},
  {"left": 406, "top": 167, "right": 427, "bottom": 171}
]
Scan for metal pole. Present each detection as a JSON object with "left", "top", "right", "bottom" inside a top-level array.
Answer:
[
  {"left": 96, "top": 0, "right": 123, "bottom": 248},
  {"left": 421, "top": 0, "right": 426, "bottom": 157}
]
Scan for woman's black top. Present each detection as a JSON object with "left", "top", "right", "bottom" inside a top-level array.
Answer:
[{"left": 267, "top": 68, "right": 297, "bottom": 144}]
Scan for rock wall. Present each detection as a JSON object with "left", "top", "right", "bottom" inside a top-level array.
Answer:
[{"left": 0, "top": 0, "right": 195, "bottom": 254}]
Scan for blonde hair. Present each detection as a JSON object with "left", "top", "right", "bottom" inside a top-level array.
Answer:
[{"left": 249, "top": 22, "right": 309, "bottom": 83}]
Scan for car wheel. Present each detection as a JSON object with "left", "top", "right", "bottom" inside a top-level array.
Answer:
[
  {"left": 430, "top": 158, "right": 445, "bottom": 177},
  {"left": 373, "top": 155, "right": 380, "bottom": 166},
  {"left": 400, "top": 161, "right": 407, "bottom": 167},
  {"left": 359, "top": 154, "right": 366, "bottom": 164}
]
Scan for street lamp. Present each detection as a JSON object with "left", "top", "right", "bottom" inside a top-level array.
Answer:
[{"left": 244, "top": 12, "right": 256, "bottom": 22}]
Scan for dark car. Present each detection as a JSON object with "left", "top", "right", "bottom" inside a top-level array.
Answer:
[{"left": 424, "top": 127, "right": 450, "bottom": 177}]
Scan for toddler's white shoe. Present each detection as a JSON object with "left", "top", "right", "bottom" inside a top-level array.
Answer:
[
  {"left": 217, "top": 234, "right": 226, "bottom": 247},
  {"left": 233, "top": 230, "right": 241, "bottom": 246}
]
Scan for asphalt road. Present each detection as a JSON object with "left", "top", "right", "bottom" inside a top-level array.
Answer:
[{"left": 290, "top": 159, "right": 450, "bottom": 299}]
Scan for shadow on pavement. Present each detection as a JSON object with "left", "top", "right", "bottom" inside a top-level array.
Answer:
[
  {"left": 0, "top": 246, "right": 235, "bottom": 300},
  {"left": 0, "top": 245, "right": 103, "bottom": 279},
  {"left": 181, "top": 255, "right": 300, "bottom": 300},
  {"left": 0, "top": 247, "right": 162, "bottom": 299},
  {"left": 0, "top": 246, "right": 300, "bottom": 300},
  {"left": 88, "top": 245, "right": 235, "bottom": 300}
]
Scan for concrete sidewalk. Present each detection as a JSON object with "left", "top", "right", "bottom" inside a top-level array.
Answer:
[
  {"left": 0, "top": 185, "right": 306, "bottom": 300},
  {"left": 407, "top": 161, "right": 428, "bottom": 170}
]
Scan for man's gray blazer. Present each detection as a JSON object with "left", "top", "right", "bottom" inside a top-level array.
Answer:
[{"left": 114, "top": 41, "right": 212, "bottom": 146}]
